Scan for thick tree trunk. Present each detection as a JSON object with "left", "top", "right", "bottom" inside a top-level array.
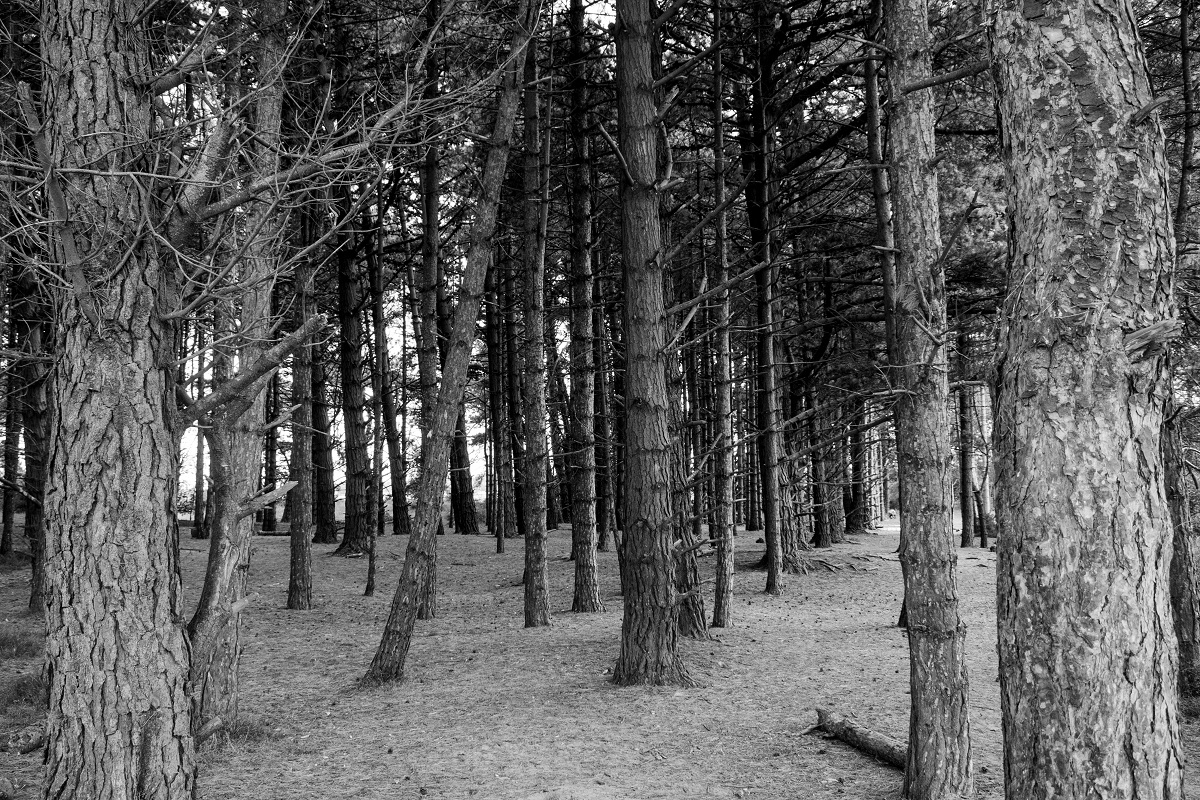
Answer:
[
  {"left": 567, "top": 0, "right": 602, "bottom": 613},
  {"left": 989, "top": 0, "right": 1185, "bottom": 792},
  {"left": 885, "top": 0, "right": 973, "bottom": 792},
  {"left": 1166, "top": 406, "right": 1200, "bottom": 695},
  {"left": 39, "top": 0, "right": 196, "bottom": 791},
  {"left": 366, "top": 1, "right": 538, "bottom": 682},
  {"left": 610, "top": 0, "right": 689, "bottom": 686},
  {"left": 521, "top": 43, "right": 551, "bottom": 628}
]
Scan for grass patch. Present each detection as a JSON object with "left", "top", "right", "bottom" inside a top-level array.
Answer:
[
  {"left": 201, "top": 716, "right": 283, "bottom": 752},
  {"left": 0, "top": 623, "right": 42, "bottom": 660},
  {"left": 0, "top": 671, "right": 46, "bottom": 715},
  {"left": 0, "top": 548, "right": 31, "bottom": 573}
]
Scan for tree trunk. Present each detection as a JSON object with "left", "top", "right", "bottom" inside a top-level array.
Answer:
[
  {"left": 886, "top": 0, "right": 973, "bottom": 791},
  {"left": 1166, "top": 405, "right": 1200, "bottom": 695},
  {"left": 520, "top": 42, "right": 552, "bottom": 627},
  {"left": 311, "top": 344, "right": 339, "bottom": 543},
  {"left": 192, "top": 324, "right": 208, "bottom": 539},
  {"left": 334, "top": 230, "right": 371, "bottom": 556},
  {"left": 369, "top": 227, "right": 411, "bottom": 539},
  {"left": 957, "top": 332, "right": 975, "bottom": 548},
  {"left": 39, "top": 0, "right": 196, "bottom": 790},
  {"left": 289, "top": 258, "right": 315, "bottom": 611},
  {"left": 710, "top": 0, "right": 735, "bottom": 628},
  {"left": 989, "top": 0, "right": 1184, "bottom": 791},
  {"left": 366, "top": 1, "right": 538, "bottom": 682},
  {"left": 567, "top": 0, "right": 602, "bottom": 612},
  {"left": 485, "top": 266, "right": 518, "bottom": 546},
  {"left": 610, "top": 0, "right": 690, "bottom": 686}
]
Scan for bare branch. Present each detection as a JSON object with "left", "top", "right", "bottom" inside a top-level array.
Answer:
[{"left": 179, "top": 314, "right": 327, "bottom": 423}]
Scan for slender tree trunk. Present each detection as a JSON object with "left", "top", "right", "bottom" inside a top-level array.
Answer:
[
  {"left": 957, "top": 331, "right": 975, "bottom": 548},
  {"left": 0, "top": 324, "right": 19, "bottom": 556},
  {"left": 567, "top": 0, "right": 602, "bottom": 611},
  {"left": 261, "top": 373, "right": 280, "bottom": 533},
  {"left": 370, "top": 233, "right": 411, "bottom": 538},
  {"left": 334, "top": 234, "right": 372, "bottom": 556},
  {"left": 710, "top": 0, "right": 735, "bottom": 627},
  {"left": 486, "top": 266, "right": 517, "bottom": 545},
  {"left": 886, "top": 0, "right": 973, "bottom": 791},
  {"left": 611, "top": 0, "right": 690, "bottom": 686},
  {"left": 311, "top": 345, "right": 339, "bottom": 543},
  {"left": 366, "top": 1, "right": 539, "bottom": 682},
  {"left": 521, "top": 42, "right": 552, "bottom": 627},
  {"left": 594, "top": 292, "right": 614, "bottom": 552},
  {"left": 288, "top": 258, "right": 315, "bottom": 611},
  {"left": 989, "top": 0, "right": 1184, "bottom": 791},
  {"left": 192, "top": 324, "right": 208, "bottom": 539}
]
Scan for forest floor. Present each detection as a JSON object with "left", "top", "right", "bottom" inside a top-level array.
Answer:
[{"left": 3, "top": 521, "right": 1200, "bottom": 799}]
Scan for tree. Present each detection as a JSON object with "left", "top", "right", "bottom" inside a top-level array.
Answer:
[
  {"left": 366, "top": 0, "right": 541, "bottom": 682},
  {"left": 989, "top": 0, "right": 1185, "bottom": 792},
  {"left": 35, "top": 0, "right": 197, "bottom": 790},
  {"left": 885, "top": 0, "right": 973, "bottom": 789},
  {"left": 610, "top": 0, "right": 690, "bottom": 687}
]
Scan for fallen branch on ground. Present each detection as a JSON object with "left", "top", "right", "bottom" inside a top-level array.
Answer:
[{"left": 811, "top": 707, "right": 905, "bottom": 769}]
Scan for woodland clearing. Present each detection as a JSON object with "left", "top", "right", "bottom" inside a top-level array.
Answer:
[{"left": 4, "top": 522, "right": 1198, "bottom": 799}]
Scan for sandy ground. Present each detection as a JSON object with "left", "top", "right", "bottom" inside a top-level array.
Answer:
[{"left": 2, "top": 521, "right": 1198, "bottom": 798}]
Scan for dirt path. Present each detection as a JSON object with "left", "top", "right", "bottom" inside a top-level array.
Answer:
[{"left": 3, "top": 524, "right": 1198, "bottom": 798}]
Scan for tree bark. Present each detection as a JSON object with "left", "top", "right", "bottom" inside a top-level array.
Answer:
[
  {"left": 289, "top": 257, "right": 315, "bottom": 611},
  {"left": 311, "top": 344, "right": 339, "bottom": 543},
  {"left": 710, "top": 0, "right": 735, "bottom": 628},
  {"left": 38, "top": 0, "right": 196, "bottom": 791},
  {"left": 989, "top": 0, "right": 1185, "bottom": 791},
  {"left": 334, "top": 229, "right": 372, "bottom": 556},
  {"left": 610, "top": 0, "right": 690, "bottom": 686},
  {"left": 521, "top": 41, "right": 552, "bottom": 627},
  {"left": 366, "top": 0, "right": 539, "bottom": 682},
  {"left": 567, "top": 0, "right": 602, "bottom": 612},
  {"left": 885, "top": 0, "right": 974, "bottom": 792}
]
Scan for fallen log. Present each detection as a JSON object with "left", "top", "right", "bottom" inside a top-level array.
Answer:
[{"left": 813, "top": 707, "right": 905, "bottom": 769}]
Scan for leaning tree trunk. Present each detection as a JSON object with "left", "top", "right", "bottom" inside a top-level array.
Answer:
[
  {"left": 989, "top": 0, "right": 1185, "bottom": 792},
  {"left": 885, "top": 0, "right": 973, "bottom": 792},
  {"left": 38, "top": 0, "right": 195, "bottom": 791},
  {"left": 610, "top": 0, "right": 690, "bottom": 686},
  {"left": 366, "top": 0, "right": 539, "bottom": 683}
]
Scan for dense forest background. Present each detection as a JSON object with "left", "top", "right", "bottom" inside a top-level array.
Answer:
[{"left": 1, "top": 0, "right": 1197, "bottom": 795}]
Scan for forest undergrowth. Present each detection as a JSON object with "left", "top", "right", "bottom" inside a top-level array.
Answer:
[{"left": 3, "top": 523, "right": 1199, "bottom": 799}]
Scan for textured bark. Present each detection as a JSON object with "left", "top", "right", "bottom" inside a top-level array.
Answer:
[
  {"left": 611, "top": 0, "right": 690, "bottom": 686},
  {"left": 957, "top": 336, "right": 975, "bottom": 548},
  {"left": 885, "top": 0, "right": 973, "bottom": 792},
  {"left": 311, "top": 347, "right": 339, "bottom": 543},
  {"left": 187, "top": 2, "right": 286, "bottom": 728},
  {"left": 520, "top": 44, "right": 551, "bottom": 628},
  {"left": 989, "top": 0, "right": 1184, "bottom": 792},
  {"left": 289, "top": 260, "right": 315, "bottom": 611},
  {"left": 335, "top": 238, "right": 372, "bottom": 556},
  {"left": 485, "top": 267, "right": 517, "bottom": 545},
  {"left": 709, "top": 0, "right": 735, "bottom": 628},
  {"left": 1166, "top": 407, "right": 1200, "bottom": 695},
  {"left": 261, "top": 373, "right": 280, "bottom": 533},
  {"left": 39, "top": 0, "right": 195, "bottom": 792},
  {"left": 567, "top": 0, "right": 602, "bottom": 613},
  {"left": 366, "top": 1, "right": 538, "bottom": 682},
  {"left": 746, "top": 0, "right": 783, "bottom": 592},
  {"left": 369, "top": 231, "right": 411, "bottom": 538}
]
